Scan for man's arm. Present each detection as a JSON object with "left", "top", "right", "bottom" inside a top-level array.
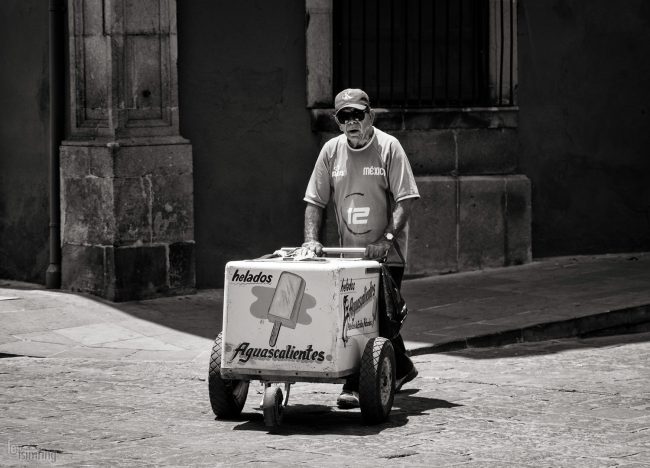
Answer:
[
  {"left": 365, "top": 198, "right": 416, "bottom": 260},
  {"left": 302, "top": 203, "right": 324, "bottom": 255}
]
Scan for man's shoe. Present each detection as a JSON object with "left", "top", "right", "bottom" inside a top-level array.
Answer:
[
  {"left": 395, "top": 366, "right": 418, "bottom": 392},
  {"left": 336, "top": 391, "right": 359, "bottom": 409}
]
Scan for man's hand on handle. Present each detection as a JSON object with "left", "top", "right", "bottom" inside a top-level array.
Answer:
[
  {"left": 300, "top": 240, "right": 323, "bottom": 257},
  {"left": 364, "top": 238, "right": 392, "bottom": 262}
]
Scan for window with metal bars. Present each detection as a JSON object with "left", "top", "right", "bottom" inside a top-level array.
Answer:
[{"left": 333, "top": 0, "right": 514, "bottom": 108}]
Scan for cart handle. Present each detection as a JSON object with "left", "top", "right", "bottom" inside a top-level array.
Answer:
[
  {"left": 322, "top": 247, "right": 366, "bottom": 255},
  {"left": 280, "top": 247, "right": 366, "bottom": 256}
]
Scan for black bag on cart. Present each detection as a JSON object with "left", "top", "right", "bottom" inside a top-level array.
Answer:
[{"left": 377, "top": 264, "right": 409, "bottom": 340}]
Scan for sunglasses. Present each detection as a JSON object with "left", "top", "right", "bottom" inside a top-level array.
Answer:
[{"left": 335, "top": 108, "right": 368, "bottom": 124}]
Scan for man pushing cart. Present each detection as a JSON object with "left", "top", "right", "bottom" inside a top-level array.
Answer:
[
  {"left": 300, "top": 88, "right": 420, "bottom": 409},
  {"left": 208, "top": 89, "right": 420, "bottom": 427}
]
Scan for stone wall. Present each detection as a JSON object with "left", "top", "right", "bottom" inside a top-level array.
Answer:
[
  {"left": 383, "top": 111, "right": 530, "bottom": 274},
  {"left": 60, "top": 140, "right": 194, "bottom": 300}
]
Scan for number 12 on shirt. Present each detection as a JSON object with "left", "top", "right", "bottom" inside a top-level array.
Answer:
[{"left": 347, "top": 207, "right": 370, "bottom": 225}]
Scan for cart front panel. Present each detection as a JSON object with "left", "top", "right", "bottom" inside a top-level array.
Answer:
[{"left": 221, "top": 258, "right": 380, "bottom": 380}]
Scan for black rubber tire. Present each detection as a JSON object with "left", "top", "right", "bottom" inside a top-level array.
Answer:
[
  {"left": 208, "top": 332, "right": 249, "bottom": 418},
  {"left": 263, "top": 386, "right": 284, "bottom": 428},
  {"left": 359, "top": 337, "right": 395, "bottom": 424}
]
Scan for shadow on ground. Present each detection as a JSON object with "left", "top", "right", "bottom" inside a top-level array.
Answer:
[
  {"left": 113, "top": 293, "right": 223, "bottom": 339},
  {"left": 442, "top": 330, "right": 650, "bottom": 360},
  {"left": 227, "top": 389, "right": 460, "bottom": 435},
  {"left": 67, "top": 287, "right": 650, "bottom": 359},
  {"left": 3, "top": 279, "right": 650, "bottom": 358}
]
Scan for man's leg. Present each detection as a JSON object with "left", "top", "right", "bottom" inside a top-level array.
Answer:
[
  {"left": 337, "top": 373, "right": 360, "bottom": 408},
  {"left": 387, "top": 266, "right": 418, "bottom": 391}
]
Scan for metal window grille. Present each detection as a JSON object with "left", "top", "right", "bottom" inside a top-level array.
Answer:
[{"left": 333, "top": 0, "right": 515, "bottom": 108}]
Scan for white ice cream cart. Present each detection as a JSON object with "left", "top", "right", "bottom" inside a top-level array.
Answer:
[{"left": 208, "top": 248, "right": 395, "bottom": 427}]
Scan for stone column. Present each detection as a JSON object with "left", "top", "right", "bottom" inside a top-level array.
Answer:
[{"left": 60, "top": 0, "right": 195, "bottom": 301}]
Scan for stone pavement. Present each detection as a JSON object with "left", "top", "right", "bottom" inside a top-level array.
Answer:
[
  {"left": 1, "top": 253, "right": 650, "bottom": 466},
  {"left": 0, "top": 253, "right": 649, "bottom": 360},
  {"left": 1, "top": 332, "right": 649, "bottom": 466}
]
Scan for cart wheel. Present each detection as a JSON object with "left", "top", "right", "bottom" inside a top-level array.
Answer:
[
  {"left": 263, "top": 386, "right": 284, "bottom": 428},
  {"left": 208, "top": 332, "right": 249, "bottom": 418},
  {"left": 359, "top": 337, "right": 395, "bottom": 424}
]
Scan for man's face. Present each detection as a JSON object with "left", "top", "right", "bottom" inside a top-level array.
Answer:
[{"left": 335, "top": 107, "right": 374, "bottom": 148}]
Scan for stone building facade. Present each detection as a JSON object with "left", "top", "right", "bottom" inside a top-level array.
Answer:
[{"left": 1, "top": 0, "right": 648, "bottom": 301}]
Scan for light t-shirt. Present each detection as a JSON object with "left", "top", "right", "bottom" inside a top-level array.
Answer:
[{"left": 304, "top": 127, "right": 419, "bottom": 265}]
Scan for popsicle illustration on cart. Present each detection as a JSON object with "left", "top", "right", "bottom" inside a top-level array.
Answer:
[{"left": 267, "top": 272, "right": 306, "bottom": 346}]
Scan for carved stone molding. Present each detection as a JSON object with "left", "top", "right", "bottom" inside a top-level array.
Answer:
[{"left": 68, "top": 0, "right": 179, "bottom": 138}]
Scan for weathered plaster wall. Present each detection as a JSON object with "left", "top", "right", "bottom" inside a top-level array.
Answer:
[
  {"left": 518, "top": 0, "right": 650, "bottom": 256},
  {"left": 0, "top": 1, "right": 49, "bottom": 283},
  {"left": 177, "top": 1, "right": 320, "bottom": 287}
]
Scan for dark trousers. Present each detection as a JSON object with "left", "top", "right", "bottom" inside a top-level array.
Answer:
[
  {"left": 386, "top": 266, "right": 411, "bottom": 376},
  {"left": 343, "top": 265, "right": 412, "bottom": 391}
]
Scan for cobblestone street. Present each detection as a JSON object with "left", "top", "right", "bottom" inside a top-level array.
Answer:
[{"left": 1, "top": 332, "right": 649, "bottom": 467}]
